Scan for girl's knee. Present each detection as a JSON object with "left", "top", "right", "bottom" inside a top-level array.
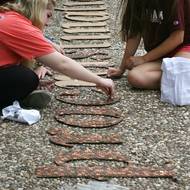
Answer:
[{"left": 127, "top": 70, "right": 147, "bottom": 88}]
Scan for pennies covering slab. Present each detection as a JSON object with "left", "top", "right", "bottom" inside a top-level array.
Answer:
[
  {"left": 54, "top": 107, "right": 123, "bottom": 128},
  {"left": 56, "top": 90, "right": 120, "bottom": 106},
  {"left": 54, "top": 149, "right": 129, "bottom": 165},
  {"left": 48, "top": 130, "right": 123, "bottom": 147},
  {"left": 36, "top": 165, "right": 175, "bottom": 179}
]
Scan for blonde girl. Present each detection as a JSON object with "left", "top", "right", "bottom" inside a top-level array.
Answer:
[{"left": 0, "top": 0, "right": 115, "bottom": 109}]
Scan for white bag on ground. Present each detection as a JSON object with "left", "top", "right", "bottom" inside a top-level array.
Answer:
[
  {"left": 161, "top": 57, "right": 190, "bottom": 105},
  {"left": 1, "top": 101, "right": 41, "bottom": 125}
]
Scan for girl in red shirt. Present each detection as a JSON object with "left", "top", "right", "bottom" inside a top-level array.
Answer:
[
  {"left": 0, "top": 0, "right": 115, "bottom": 109},
  {"left": 108, "top": 0, "right": 190, "bottom": 89}
]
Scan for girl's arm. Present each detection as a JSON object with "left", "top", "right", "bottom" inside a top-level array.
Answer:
[
  {"left": 143, "top": 30, "right": 184, "bottom": 62},
  {"left": 120, "top": 35, "right": 141, "bottom": 71},
  {"left": 46, "top": 38, "right": 65, "bottom": 55},
  {"left": 107, "top": 35, "right": 141, "bottom": 78},
  {"left": 37, "top": 52, "right": 115, "bottom": 97}
]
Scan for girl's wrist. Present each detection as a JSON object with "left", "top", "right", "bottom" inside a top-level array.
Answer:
[
  {"left": 119, "top": 61, "right": 127, "bottom": 72},
  {"left": 142, "top": 55, "right": 148, "bottom": 63},
  {"left": 119, "top": 67, "right": 125, "bottom": 74},
  {"left": 91, "top": 75, "right": 102, "bottom": 86}
]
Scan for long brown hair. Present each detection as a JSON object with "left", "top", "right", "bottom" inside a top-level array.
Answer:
[{"left": 119, "top": 0, "right": 177, "bottom": 41}]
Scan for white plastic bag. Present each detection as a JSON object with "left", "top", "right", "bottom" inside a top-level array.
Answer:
[
  {"left": 161, "top": 57, "right": 190, "bottom": 105},
  {"left": 1, "top": 101, "right": 41, "bottom": 125}
]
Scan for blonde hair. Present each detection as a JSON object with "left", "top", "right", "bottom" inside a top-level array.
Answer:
[{"left": 0, "top": 0, "right": 56, "bottom": 30}]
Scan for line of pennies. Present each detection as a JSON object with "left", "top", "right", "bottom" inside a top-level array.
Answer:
[{"left": 35, "top": 0, "right": 175, "bottom": 180}]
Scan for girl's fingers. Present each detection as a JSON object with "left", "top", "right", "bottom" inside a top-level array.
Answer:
[{"left": 46, "top": 69, "right": 52, "bottom": 76}]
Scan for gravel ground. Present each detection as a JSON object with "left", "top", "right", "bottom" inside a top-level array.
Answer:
[{"left": 0, "top": 0, "right": 190, "bottom": 190}]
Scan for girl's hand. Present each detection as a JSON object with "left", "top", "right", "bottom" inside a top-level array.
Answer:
[
  {"left": 126, "top": 56, "right": 146, "bottom": 69},
  {"left": 107, "top": 67, "right": 124, "bottom": 78},
  {"left": 96, "top": 78, "right": 115, "bottom": 98},
  {"left": 34, "top": 66, "right": 52, "bottom": 79}
]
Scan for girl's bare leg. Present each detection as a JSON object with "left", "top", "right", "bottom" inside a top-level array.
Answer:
[
  {"left": 127, "top": 61, "right": 162, "bottom": 90},
  {"left": 174, "top": 51, "right": 190, "bottom": 59},
  {"left": 127, "top": 51, "right": 190, "bottom": 90}
]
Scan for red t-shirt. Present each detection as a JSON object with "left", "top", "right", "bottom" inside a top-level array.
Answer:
[
  {"left": 0, "top": 11, "right": 55, "bottom": 67},
  {"left": 142, "top": 0, "right": 190, "bottom": 52}
]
